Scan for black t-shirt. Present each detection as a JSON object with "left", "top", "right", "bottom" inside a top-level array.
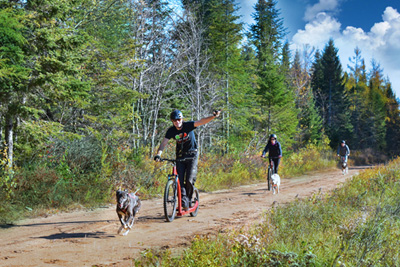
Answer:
[{"left": 165, "top": 121, "right": 197, "bottom": 157}]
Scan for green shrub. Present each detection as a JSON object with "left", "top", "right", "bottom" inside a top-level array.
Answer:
[{"left": 281, "top": 142, "right": 336, "bottom": 177}]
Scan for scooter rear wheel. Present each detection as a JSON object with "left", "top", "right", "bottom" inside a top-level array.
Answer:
[{"left": 190, "top": 188, "right": 200, "bottom": 217}]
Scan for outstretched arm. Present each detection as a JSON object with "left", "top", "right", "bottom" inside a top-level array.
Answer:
[{"left": 194, "top": 110, "right": 221, "bottom": 127}]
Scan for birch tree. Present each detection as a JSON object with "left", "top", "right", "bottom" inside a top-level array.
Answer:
[
  {"left": 0, "top": 6, "right": 28, "bottom": 169},
  {"left": 173, "top": 7, "right": 220, "bottom": 154},
  {"left": 127, "top": 0, "right": 190, "bottom": 155}
]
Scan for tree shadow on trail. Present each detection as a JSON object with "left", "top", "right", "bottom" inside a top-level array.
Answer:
[
  {"left": 37, "top": 231, "right": 115, "bottom": 240},
  {"left": 138, "top": 215, "right": 167, "bottom": 223},
  {"left": 242, "top": 192, "right": 258, "bottom": 196},
  {"left": 0, "top": 220, "right": 112, "bottom": 229}
]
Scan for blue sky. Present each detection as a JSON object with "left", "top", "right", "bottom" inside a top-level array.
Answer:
[{"left": 237, "top": 0, "right": 400, "bottom": 97}]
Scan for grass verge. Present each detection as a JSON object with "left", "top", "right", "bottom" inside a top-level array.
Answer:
[{"left": 133, "top": 157, "right": 400, "bottom": 266}]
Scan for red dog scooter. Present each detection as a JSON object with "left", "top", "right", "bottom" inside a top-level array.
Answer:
[{"left": 161, "top": 158, "right": 199, "bottom": 222}]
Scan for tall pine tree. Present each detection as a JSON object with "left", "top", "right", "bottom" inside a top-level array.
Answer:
[
  {"left": 366, "top": 60, "right": 387, "bottom": 150},
  {"left": 312, "top": 39, "right": 352, "bottom": 146},
  {"left": 249, "top": 0, "right": 298, "bottom": 146},
  {"left": 201, "top": 0, "right": 246, "bottom": 152},
  {"left": 346, "top": 47, "right": 369, "bottom": 149},
  {"left": 291, "top": 49, "right": 323, "bottom": 147},
  {"left": 384, "top": 83, "right": 400, "bottom": 156}
]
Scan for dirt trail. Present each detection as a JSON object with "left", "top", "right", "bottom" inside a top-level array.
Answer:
[{"left": 0, "top": 166, "right": 370, "bottom": 267}]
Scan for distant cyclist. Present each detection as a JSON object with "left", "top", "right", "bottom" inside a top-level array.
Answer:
[
  {"left": 261, "top": 134, "right": 282, "bottom": 174},
  {"left": 154, "top": 109, "right": 220, "bottom": 210},
  {"left": 337, "top": 140, "right": 350, "bottom": 162}
]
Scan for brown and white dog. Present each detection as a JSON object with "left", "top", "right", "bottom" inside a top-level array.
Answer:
[
  {"left": 116, "top": 189, "right": 141, "bottom": 236},
  {"left": 271, "top": 174, "right": 280, "bottom": 194}
]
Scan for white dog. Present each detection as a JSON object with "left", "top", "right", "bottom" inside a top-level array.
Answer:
[
  {"left": 342, "top": 161, "right": 348, "bottom": 175},
  {"left": 271, "top": 174, "right": 280, "bottom": 194}
]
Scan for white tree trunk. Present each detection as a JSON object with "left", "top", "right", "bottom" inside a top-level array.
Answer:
[{"left": 5, "top": 114, "right": 14, "bottom": 168}]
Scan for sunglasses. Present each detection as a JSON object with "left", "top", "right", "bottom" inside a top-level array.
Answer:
[
  {"left": 172, "top": 119, "right": 182, "bottom": 122},
  {"left": 271, "top": 138, "right": 276, "bottom": 140}
]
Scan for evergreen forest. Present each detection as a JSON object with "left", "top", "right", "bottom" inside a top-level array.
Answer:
[{"left": 1, "top": 0, "right": 400, "bottom": 221}]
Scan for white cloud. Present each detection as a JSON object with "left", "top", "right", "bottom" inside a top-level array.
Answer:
[
  {"left": 304, "top": 0, "right": 341, "bottom": 21},
  {"left": 292, "top": 5, "right": 400, "bottom": 97},
  {"left": 383, "top": 6, "right": 400, "bottom": 21},
  {"left": 342, "top": 26, "right": 368, "bottom": 42},
  {"left": 292, "top": 12, "right": 341, "bottom": 48}
]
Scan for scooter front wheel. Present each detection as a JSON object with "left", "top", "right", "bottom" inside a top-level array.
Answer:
[{"left": 163, "top": 179, "right": 177, "bottom": 222}]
